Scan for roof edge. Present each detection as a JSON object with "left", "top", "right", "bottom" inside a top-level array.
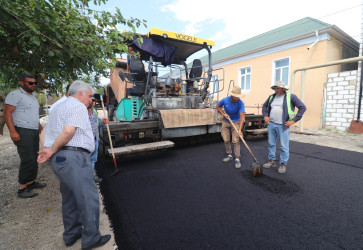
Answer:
[
  {"left": 209, "top": 26, "right": 359, "bottom": 66},
  {"left": 327, "top": 25, "right": 359, "bottom": 50}
]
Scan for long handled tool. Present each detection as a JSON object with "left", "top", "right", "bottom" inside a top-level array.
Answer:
[
  {"left": 100, "top": 95, "right": 122, "bottom": 176},
  {"left": 227, "top": 117, "right": 263, "bottom": 178}
]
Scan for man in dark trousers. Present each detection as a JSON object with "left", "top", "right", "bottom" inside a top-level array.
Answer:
[
  {"left": 4, "top": 73, "right": 46, "bottom": 198},
  {"left": 37, "top": 80, "right": 110, "bottom": 249},
  {"left": 262, "top": 81, "right": 306, "bottom": 174},
  {"left": 0, "top": 94, "right": 5, "bottom": 135}
]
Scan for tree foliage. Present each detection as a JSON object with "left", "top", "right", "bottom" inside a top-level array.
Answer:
[{"left": 0, "top": 0, "right": 146, "bottom": 94}]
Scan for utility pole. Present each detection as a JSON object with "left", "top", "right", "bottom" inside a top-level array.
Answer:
[
  {"left": 356, "top": 1, "right": 363, "bottom": 121},
  {"left": 348, "top": 1, "right": 363, "bottom": 133},
  {"left": 358, "top": 1, "right": 363, "bottom": 121}
]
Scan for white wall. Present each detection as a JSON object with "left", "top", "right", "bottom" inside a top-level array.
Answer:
[{"left": 322, "top": 70, "right": 363, "bottom": 131}]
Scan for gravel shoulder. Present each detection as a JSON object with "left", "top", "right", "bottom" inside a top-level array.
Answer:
[
  {"left": 0, "top": 126, "right": 115, "bottom": 250},
  {"left": 0, "top": 125, "right": 362, "bottom": 249},
  {"left": 289, "top": 127, "right": 363, "bottom": 153}
]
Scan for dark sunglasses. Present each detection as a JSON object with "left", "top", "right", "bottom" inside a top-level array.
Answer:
[{"left": 25, "top": 81, "right": 37, "bottom": 85}]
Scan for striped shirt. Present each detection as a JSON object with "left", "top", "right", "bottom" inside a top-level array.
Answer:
[
  {"left": 5, "top": 88, "right": 39, "bottom": 130},
  {"left": 44, "top": 96, "right": 95, "bottom": 152}
]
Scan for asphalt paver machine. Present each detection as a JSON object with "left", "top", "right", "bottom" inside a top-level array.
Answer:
[
  {"left": 98, "top": 28, "right": 224, "bottom": 157},
  {"left": 99, "top": 28, "right": 266, "bottom": 158}
]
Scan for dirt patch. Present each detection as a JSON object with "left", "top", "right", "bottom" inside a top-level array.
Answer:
[
  {"left": 0, "top": 125, "right": 362, "bottom": 249},
  {"left": 0, "top": 126, "right": 115, "bottom": 249}
]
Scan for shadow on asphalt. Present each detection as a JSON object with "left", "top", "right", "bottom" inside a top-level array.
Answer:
[{"left": 240, "top": 170, "right": 300, "bottom": 195}]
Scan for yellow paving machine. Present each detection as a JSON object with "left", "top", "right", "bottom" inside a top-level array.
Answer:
[{"left": 98, "top": 28, "right": 266, "bottom": 157}]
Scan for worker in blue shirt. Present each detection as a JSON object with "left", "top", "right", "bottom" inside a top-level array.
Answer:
[{"left": 216, "top": 86, "right": 246, "bottom": 168}]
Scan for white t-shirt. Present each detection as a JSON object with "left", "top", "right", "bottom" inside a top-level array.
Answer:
[
  {"left": 269, "top": 94, "right": 284, "bottom": 124},
  {"left": 5, "top": 88, "right": 39, "bottom": 129}
]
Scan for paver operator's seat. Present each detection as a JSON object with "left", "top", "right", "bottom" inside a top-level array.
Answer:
[
  {"left": 186, "top": 59, "right": 203, "bottom": 92},
  {"left": 126, "top": 56, "right": 147, "bottom": 97}
]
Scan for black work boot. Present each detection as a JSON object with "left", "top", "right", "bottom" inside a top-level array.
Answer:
[
  {"left": 17, "top": 187, "right": 38, "bottom": 198},
  {"left": 27, "top": 181, "right": 47, "bottom": 190}
]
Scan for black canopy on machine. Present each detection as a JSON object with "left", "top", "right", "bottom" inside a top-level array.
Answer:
[
  {"left": 131, "top": 36, "right": 177, "bottom": 66},
  {"left": 129, "top": 33, "right": 209, "bottom": 66}
]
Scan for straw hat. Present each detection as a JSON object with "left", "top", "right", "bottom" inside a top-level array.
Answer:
[
  {"left": 271, "top": 81, "right": 289, "bottom": 90},
  {"left": 228, "top": 86, "right": 244, "bottom": 98}
]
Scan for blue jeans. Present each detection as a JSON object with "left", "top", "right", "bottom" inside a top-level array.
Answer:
[
  {"left": 90, "top": 139, "right": 99, "bottom": 170},
  {"left": 267, "top": 122, "right": 290, "bottom": 165}
]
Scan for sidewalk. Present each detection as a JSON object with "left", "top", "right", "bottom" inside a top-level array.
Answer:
[{"left": 289, "top": 126, "right": 363, "bottom": 153}]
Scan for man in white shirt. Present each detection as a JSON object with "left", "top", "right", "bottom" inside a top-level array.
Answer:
[
  {"left": 49, "top": 82, "right": 71, "bottom": 113},
  {"left": 38, "top": 80, "right": 110, "bottom": 249}
]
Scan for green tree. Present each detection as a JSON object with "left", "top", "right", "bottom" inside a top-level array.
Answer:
[
  {"left": 0, "top": 0, "right": 146, "bottom": 94},
  {"left": 79, "top": 74, "right": 102, "bottom": 89}
]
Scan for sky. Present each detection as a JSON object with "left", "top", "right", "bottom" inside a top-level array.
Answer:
[
  {"left": 90, "top": 0, "right": 363, "bottom": 83},
  {"left": 92, "top": 0, "right": 363, "bottom": 49}
]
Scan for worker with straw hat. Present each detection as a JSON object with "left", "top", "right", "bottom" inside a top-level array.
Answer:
[
  {"left": 216, "top": 86, "right": 246, "bottom": 168},
  {"left": 262, "top": 81, "right": 306, "bottom": 174}
]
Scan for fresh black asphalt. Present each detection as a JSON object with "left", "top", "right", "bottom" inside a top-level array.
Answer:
[{"left": 97, "top": 138, "right": 363, "bottom": 250}]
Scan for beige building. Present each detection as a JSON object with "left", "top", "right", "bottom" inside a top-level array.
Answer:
[{"left": 201, "top": 17, "right": 359, "bottom": 129}]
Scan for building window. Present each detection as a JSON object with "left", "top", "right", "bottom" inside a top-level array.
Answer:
[
  {"left": 239, "top": 66, "right": 251, "bottom": 92},
  {"left": 273, "top": 57, "right": 289, "bottom": 87}
]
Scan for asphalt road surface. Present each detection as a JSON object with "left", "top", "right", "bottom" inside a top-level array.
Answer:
[{"left": 97, "top": 138, "right": 363, "bottom": 250}]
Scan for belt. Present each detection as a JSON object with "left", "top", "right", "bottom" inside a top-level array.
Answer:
[{"left": 61, "top": 146, "right": 90, "bottom": 154}]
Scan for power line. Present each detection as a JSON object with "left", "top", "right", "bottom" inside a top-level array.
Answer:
[
  {"left": 316, "top": 4, "right": 362, "bottom": 39},
  {"left": 316, "top": 4, "right": 361, "bottom": 20},
  {"left": 217, "top": 3, "right": 363, "bottom": 53}
]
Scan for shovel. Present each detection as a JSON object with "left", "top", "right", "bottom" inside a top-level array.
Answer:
[
  {"left": 227, "top": 117, "right": 263, "bottom": 177},
  {"left": 100, "top": 95, "right": 122, "bottom": 176}
]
